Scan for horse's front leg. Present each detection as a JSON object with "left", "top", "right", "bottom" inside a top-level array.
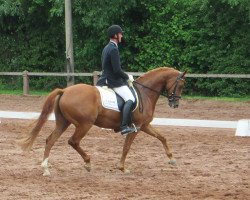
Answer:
[
  {"left": 141, "top": 124, "right": 176, "bottom": 165},
  {"left": 118, "top": 132, "right": 138, "bottom": 173}
]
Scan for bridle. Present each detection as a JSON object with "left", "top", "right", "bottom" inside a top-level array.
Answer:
[
  {"left": 167, "top": 71, "right": 186, "bottom": 104},
  {"left": 134, "top": 71, "right": 186, "bottom": 104}
]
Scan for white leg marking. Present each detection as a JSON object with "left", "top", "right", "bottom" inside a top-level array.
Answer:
[
  {"left": 84, "top": 162, "right": 91, "bottom": 172},
  {"left": 41, "top": 158, "right": 51, "bottom": 176}
]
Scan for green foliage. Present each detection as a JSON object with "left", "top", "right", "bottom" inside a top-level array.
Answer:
[{"left": 0, "top": 0, "right": 249, "bottom": 96}]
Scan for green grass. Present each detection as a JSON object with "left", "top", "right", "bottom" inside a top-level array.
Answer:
[
  {"left": 182, "top": 95, "right": 250, "bottom": 102},
  {"left": 1, "top": 89, "right": 249, "bottom": 102},
  {"left": 0, "top": 89, "right": 49, "bottom": 96}
]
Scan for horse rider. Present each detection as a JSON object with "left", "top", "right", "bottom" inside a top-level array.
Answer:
[{"left": 96, "top": 25, "right": 136, "bottom": 135}]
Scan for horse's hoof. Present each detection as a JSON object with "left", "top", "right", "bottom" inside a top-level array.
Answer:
[
  {"left": 168, "top": 159, "right": 176, "bottom": 165},
  {"left": 42, "top": 170, "right": 51, "bottom": 177},
  {"left": 117, "top": 165, "right": 130, "bottom": 174},
  {"left": 84, "top": 163, "right": 91, "bottom": 172},
  {"left": 124, "top": 169, "right": 131, "bottom": 174}
]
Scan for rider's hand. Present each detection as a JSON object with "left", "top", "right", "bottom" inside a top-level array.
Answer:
[
  {"left": 128, "top": 74, "right": 134, "bottom": 82},
  {"left": 127, "top": 74, "right": 134, "bottom": 87}
]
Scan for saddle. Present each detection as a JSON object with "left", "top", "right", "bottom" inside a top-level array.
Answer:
[{"left": 96, "top": 86, "right": 139, "bottom": 112}]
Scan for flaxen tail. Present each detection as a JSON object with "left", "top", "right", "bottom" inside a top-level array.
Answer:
[{"left": 18, "top": 88, "right": 64, "bottom": 151}]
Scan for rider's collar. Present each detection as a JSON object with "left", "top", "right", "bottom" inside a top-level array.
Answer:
[{"left": 110, "top": 40, "right": 118, "bottom": 47}]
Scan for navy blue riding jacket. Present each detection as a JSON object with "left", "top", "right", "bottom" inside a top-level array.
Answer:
[{"left": 96, "top": 42, "right": 129, "bottom": 88}]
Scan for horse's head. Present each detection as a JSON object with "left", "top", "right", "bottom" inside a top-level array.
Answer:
[
  {"left": 165, "top": 70, "right": 186, "bottom": 108},
  {"left": 134, "top": 67, "right": 186, "bottom": 109}
]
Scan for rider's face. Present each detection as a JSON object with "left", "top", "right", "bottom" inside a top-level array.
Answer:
[{"left": 117, "top": 32, "right": 123, "bottom": 43}]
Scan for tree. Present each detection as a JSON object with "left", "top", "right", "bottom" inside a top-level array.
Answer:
[{"left": 0, "top": 0, "right": 249, "bottom": 96}]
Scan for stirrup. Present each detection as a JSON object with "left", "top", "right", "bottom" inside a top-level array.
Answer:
[
  {"left": 131, "top": 123, "right": 138, "bottom": 132},
  {"left": 121, "top": 126, "right": 136, "bottom": 136}
]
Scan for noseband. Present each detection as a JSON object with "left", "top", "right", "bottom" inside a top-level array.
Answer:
[
  {"left": 167, "top": 72, "right": 185, "bottom": 103},
  {"left": 134, "top": 71, "right": 185, "bottom": 103}
]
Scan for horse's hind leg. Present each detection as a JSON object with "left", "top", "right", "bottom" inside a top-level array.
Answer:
[
  {"left": 41, "top": 118, "right": 70, "bottom": 176},
  {"left": 68, "top": 124, "right": 92, "bottom": 172},
  {"left": 141, "top": 124, "right": 176, "bottom": 165}
]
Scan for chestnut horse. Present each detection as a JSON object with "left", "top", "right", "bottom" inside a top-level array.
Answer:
[{"left": 18, "top": 67, "right": 186, "bottom": 176}]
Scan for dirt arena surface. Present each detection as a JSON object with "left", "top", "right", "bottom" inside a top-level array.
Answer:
[{"left": 0, "top": 94, "right": 249, "bottom": 200}]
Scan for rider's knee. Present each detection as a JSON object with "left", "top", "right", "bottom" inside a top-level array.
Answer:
[{"left": 128, "top": 96, "right": 135, "bottom": 103}]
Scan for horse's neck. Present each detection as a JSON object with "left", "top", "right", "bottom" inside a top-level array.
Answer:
[{"left": 137, "top": 71, "right": 167, "bottom": 107}]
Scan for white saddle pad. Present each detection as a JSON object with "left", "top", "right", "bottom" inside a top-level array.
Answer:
[{"left": 96, "top": 86, "right": 120, "bottom": 112}]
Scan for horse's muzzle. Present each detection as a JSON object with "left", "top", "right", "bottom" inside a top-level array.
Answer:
[
  {"left": 168, "top": 95, "right": 181, "bottom": 108},
  {"left": 168, "top": 100, "right": 179, "bottom": 108}
]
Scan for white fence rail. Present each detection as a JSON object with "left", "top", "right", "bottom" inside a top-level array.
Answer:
[
  {"left": 0, "top": 110, "right": 238, "bottom": 128},
  {"left": 0, "top": 111, "right": 249, "bottom": 136}
]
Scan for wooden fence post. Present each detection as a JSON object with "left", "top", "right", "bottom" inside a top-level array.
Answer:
[
  {"left": 22, "top": 70, "right": 29, "bottom": 95},
  {"left": 93, "top": 71, "right": 98, "bottom": 85}
]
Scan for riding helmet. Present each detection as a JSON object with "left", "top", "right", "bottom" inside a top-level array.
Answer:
[{"left": 107, "top": 25, "right": 123, "bottom": 38}]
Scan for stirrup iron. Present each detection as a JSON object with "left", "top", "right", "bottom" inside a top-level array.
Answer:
[{"left": 131, "top": 123, "right": 138, "bottom": 133}]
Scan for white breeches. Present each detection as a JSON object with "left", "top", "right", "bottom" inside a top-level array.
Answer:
[{"left": 113, "top": 85, "right": 135, "bottom": 102}]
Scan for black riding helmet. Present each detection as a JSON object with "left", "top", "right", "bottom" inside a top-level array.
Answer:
[{"left": 107, "top": 25, "right": 123, "bottom": 38}]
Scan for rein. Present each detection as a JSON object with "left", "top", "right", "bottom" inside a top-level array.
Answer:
[{"left": 133, "top": 81, "right": 168, "bottom": 98}]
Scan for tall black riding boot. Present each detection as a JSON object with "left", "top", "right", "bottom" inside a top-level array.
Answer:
[{"left": 120, "top": 100, "right": 136, "bottom": 135}]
